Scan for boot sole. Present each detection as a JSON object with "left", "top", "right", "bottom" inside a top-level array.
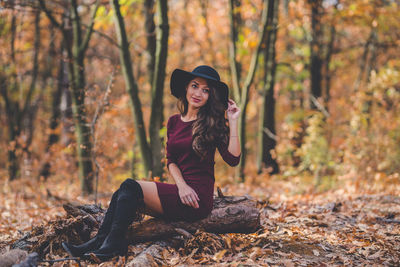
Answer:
[
  {"left": 84, "top": 246, "right": 128, "bottom": 262},
  {"left": 62, "top": 242, "right": 81, "bottom": 257}
]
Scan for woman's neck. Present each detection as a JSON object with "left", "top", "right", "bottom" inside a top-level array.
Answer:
[{"left": 183, "top": 108, "right": 198, "bottom": 121}]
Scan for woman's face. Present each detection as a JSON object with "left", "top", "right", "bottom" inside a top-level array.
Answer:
[{"left": 185, "top": 77, "right": 210, "bottom": 109}]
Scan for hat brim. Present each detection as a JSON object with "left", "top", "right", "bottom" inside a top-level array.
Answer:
[{"left": 170, "top": 69, "right": 229, "bottom": 108}]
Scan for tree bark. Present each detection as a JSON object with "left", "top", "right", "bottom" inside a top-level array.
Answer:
[
  {"left": 362, "top": 30, "right": 378, "bottom": 128},
  {"left": 39, "top": 42, "right": 66, "bottom": 180},
  {"left": 353, "top": 29, "right": 376, "bottom": 93},
  {"left": 229, "top": 0, "right": 271, "bottom": 181},
  {"left": 257, "top": 0, "right": 279, "bottom": 175},
  {"left": 39, "top": 0, "right": 100, "bottom": 194},
  {"left": 111, "top": 0, "right": 153, "bottom": 177},
  {"left": 229, "top": 0, "right": 242, "bottom": 102},
  {"left": 22, "top": 10, "right": 41, "bottom": 157},
  {"left": 1, "top": 77, "right": 20, "bottom": 181},
  {"left": 323, "top": 24, "right": 335, "bottom": 107},
  {"left": 68, "top": 0, "right": 99, "bottom": 194},
  {"left": 309, "top": 0, "right": 324, "bottom": 110},
  {"left": 1, "top": 10, "right": 41, "bottom": 180},
  {"left": 143, "top": 0, "right": 156, "bottom": 85},
  {"left": 149, "top": 0, "right": 169, "bottom": 178},
  {"left": 3, "top": 12, "right": 20, "bottom": 180},
  {"left": 127, "top": 196, "right": 260, "bottom": 243}
]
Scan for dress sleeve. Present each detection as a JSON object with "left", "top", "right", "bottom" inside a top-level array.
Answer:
[
  {"left": 166, "top": 116, "right": 177, "bottom": 168},
  {"left": 217, "top": 141, "right": 241, "bottom": 167}
]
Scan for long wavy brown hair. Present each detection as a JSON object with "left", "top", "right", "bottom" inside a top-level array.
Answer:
[{"left": 177, "top": 79, "right": 229, "bottom": 161}]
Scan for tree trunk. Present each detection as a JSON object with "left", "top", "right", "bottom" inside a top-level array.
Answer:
[
  {"left": 229, "top": 0, "right": 242, "bottom": 102},
  {"left": 68, "top": 0, "right": 100, "bottom": 194},
  {"left": 257, "top": 0, "right": 279, "bottom": 175},
  {"left": 143, "top": 0, "right": 156, "bottom": 85},
  {"left": 39, "top": 42, "right": 66, "bottom": 180},
  {"left": 3, "top": 88, "right": 20, "bottom": 181},
  {"left": 229, "top": 0, "right": 271, "bottom": 181},
  {"left": 362, "top": 30, "right": 378, "bottom": 128},
  {"left": 3, "top": 12, "right": 21, "bottom": 180},
  {"left": 353, "top": 29, "right": 377, "bottom": 93},
  {"left": 21, "top": 10, "right": 41, "bottom": 158},
  {"left": 39, "top": 0, "right": 99, "bottom": 194},
  {"left": 111, "top": 0, "right": 153, "bottom": 177},
  {"left": 1, "top": 10, "right": 40, "bottom": 180},
  {"left": 323, "top": 23, "right": 335, "bottom": 108},
  {"left": 309, "top": 0, "right": 323, "bottom": 110},
  {"left": 67, "top": 53, "right": 94, "bottom": 194},
  {"left": 61, "top": 67, "right": 73, "bottom": 147},
  {"left": 149, "top": 0, "right": 169, "bottom": 178}
]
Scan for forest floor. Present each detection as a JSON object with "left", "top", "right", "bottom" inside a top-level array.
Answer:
[{"left": 1, "top": 174, "right": 399, "bottom": 266}]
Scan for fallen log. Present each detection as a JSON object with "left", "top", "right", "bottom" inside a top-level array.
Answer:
[
  {"left": 11, "top": 194, "right": 260, "bottom": 257},
  {"left": 127, "top": 195, "right": 260, "bottom": 243}
]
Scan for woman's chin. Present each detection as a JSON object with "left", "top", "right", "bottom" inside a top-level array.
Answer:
[{"left": 189, "top": 102, "right": 205, "bottom": 108}]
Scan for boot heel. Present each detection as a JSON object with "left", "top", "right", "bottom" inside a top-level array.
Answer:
[
  {"left": 119, "top": 242, "right": 129, "bottom": 256},
  {"left": 86, "top": 179, "right": 143, "bottom": 262},
  {"left": 62, "top": 242, "right": 74, "bottom": 256}
]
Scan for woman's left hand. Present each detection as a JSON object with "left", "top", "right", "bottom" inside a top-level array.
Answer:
[{"left": 227, "top": 99, "right": 240, "bottom": 121}]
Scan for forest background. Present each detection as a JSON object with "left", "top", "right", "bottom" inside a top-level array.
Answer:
[{"left": 1, "top": 0, "right": 400, "bottom": 265}]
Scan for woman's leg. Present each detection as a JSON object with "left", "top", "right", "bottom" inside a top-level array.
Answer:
[
  {"left": 86, "top": 179, "right": 165, "bottom": 261},
  {"left": 62, "top": 188, "right": 121, "bottom": 257},
  {"left": 136, "top": 180, "right": 164, "bottom": 217}
]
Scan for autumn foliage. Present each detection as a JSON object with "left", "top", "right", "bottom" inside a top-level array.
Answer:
[{"left": 1, "top": 0, "right": 400, "bottom": 265}]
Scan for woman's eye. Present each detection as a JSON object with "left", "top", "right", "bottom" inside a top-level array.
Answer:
[
  {"left": 203, "top": 89, "right": 209, "bottom": 93},
  {"left": 192, "top": 84, "right": 197, "bottom": 88}
]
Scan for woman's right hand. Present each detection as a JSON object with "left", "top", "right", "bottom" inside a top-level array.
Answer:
[{"left": 177, "top": 183, "right": 200, "bottom": 209}]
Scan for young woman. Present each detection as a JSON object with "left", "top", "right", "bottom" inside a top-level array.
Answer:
[{"left": 62, "top": 65, "right": 241, "bottom": 261}]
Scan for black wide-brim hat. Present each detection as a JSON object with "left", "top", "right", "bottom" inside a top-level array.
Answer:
[{"left": 170, "top": 65, "right": 229, "bottom": 109}]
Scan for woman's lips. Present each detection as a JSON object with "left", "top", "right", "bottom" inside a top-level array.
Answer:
[{"left": 192, "top": 97, "right": 201, "bottom": 102}]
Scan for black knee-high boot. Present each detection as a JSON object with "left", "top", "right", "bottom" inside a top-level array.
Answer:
[
  {"left": 62, "top": 188, "right": 120, "bottom": 257},
  {"left": 85, "top": 179, "right": 144, "bottom": 261}
]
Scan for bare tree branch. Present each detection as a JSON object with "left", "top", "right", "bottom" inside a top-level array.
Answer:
[
  {"left": 38, "top": 0, "right": 63, "bottom": 30},
  {"left": 79, "top": 0, "right": 101, "bottom": 53}
]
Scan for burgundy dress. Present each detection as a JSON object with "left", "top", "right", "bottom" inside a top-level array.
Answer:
[{"left": 154, "top": 114, "right": 241, "bottom": 222}]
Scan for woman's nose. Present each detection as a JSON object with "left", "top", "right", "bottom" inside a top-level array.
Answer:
[{"left": 194, "top": 90, "right": 202, "bottom": 97}]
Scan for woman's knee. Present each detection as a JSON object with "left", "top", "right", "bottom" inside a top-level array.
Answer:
[{"left": 119, "top": 178, "right": 144, "bottom": 198}]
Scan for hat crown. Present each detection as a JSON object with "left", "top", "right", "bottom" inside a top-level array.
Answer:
[
  {"left": 191, "top": 65, "right": 220, "bottom": 81},
  {"left": 170, "top": 65, "right": 229, "bottom": 109}
]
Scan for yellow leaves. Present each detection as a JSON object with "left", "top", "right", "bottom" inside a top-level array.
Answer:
[
  {"left": 120, "top": 4, "right": 129, "bottom": 17},
  {"left": 240, "top": 28, "right": 258, "bottom": 50},
  {"left": 95, "top": 6, "right": 114, "bottom": 30}
]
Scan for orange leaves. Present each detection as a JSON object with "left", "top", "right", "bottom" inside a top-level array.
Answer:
[
  {"left": 152, "top": 176, "right": 160, "bottom": 182},
  {"left": 2, "top": 175, "right": 400, "bottom": 265}
]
